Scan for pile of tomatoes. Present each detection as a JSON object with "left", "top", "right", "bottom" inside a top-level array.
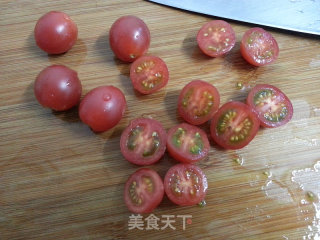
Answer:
[{"left": 33, "top": 12, "right": 293, "bottom": 214}]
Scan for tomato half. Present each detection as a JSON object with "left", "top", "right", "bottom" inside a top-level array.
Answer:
[
  {"left": 79, "top": 86, "right": 126, "bottom": 132},
  {"left": 178, "top": 80, "right": 220, "bottom": 125},
  {"left": 167, "top": 123, "right": 209, "bottom": 164},
  {"left": 120, "top": 118, "right": 167, "bottom": 165},
  {"left": 164, "top": 164, "right": 208, "bottom": 206},
  {"left": 197, "top": 20, "right": 236, "bottom": 57},
  {"left": 34, "top": 65, "right": 82, "bottom": 111},
  {"left": 130, "top": 56, "right": 169, "bottom": 94},
  {"left": 34, "top": 11, "right": 78, "bottom": 54},
  {"left": 109, "top": 16, "right": 150, "bottom": 62},
  {"left": 124, "top": 168, "right": 164, "bottom": 213},
  {"left": 247, "top": 84, "right": 293, "bottom": 128},
  {"left": 240, "top": 27, "right": 279, "bottom": 66},
  {"left": 210, "top": 101, "right": 260, "bottom": 149}
]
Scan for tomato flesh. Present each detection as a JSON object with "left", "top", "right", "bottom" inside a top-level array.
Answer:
[
  {"left": 124, "top": 168, "right": 164, "bottom": 213},
  {"left": 247, "top": 84, "right": 293, "bottom": 128},
  {"left": 79, "top": 86, "right": 126, "bottom": 132},
  {"left": 130, "top": 56, "right": 169, "bottom": 94},
  {"left": 178, "top": 80, "right": 220, "bottom": 125},
  {"left": 34, "top": 65, "right": 82, "bottom": 111},
  {"left": 164, "top": 164, "right": 208, "bottom": 206},
  {"left": 197, "top": 20, "right": 236, "bottom": 57},
  {"left": 34, "top": 11, "right": 78, "bottom": 54},
  {"left": 109, "top": 16, "right": 150, "bottom": 62},
  {"left": 210, "top": 101, "right": 260, "bottom": 149},
  {"left": 240, "top": 27, "right": 279, "bottom": 66},
  {"left": 120, "top": 118, "right": 167, "bottom": 165},
  {"left": 167, "top": 123, "right": 209, "bottom": 164}
]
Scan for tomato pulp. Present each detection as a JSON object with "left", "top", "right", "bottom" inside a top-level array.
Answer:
[
  {"left": 178, "top": 80, "right": 220, "bottom": 125},
  {"left": 167, "top": 123, "right": 210, "bottom": 164},
  {"left": 120, "top": 118, "right": 167, "bottom": 165},
  {"left": 124, "top": 168, "right": 164, "bottom": 213},
  {"left": 197, "top": 20, "right": 236, "bottom": 57},
  {"left": 164, "top": 164, "right": 208, "bottom": 206},
  {"left": 247, "top": 84, "right": 293, "bottom": 128},
  {"left": 210, "top": 101, "right": 260, "bottom": 149}
]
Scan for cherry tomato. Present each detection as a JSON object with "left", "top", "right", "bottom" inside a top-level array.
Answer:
[
  {"left": 130, "top": 56, "right": 169, "bottom": 94},
  {"left": 124, "top": 168, "right": 164, "bottom": 213},
  {"left": 210, "top": 101, "right": 260, "bottom": 150},
  {"left": 164, "top": 164, "right": 208, "bottom": 206},
  {"left": 167, "top": 123, "right": 209, "bottom": 164},
  {"left": 34, "top": 11, "right": 78, "bottom": 54},
  {"left": 79, "top": 86, "right": 126, "bottom": 132},
  {"left": 120, "top": 118, "right": 167, "bottom": 165},
  {"left": 240, "top": 27, "right": 279, "bottom": 66},
  {"left": 34, "top": 65, "right": 82, "bottom": 111},
  {"left": 247, "top": 84, "right": 293, "bottom": 128},
  {"left": 109, "top": 16, "right": 150, "bottom": 62},
  {"left": 197, "top": 20, "right": 236, "bottom": 57},
  {"left": 178, "top": 80, "right": 220, "bottom": 125}
]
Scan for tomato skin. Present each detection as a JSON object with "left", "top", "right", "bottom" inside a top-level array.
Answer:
[
  {"left": 247, "top": 84, "right": 293, "bottom": 128},
  {"left": 109, "top": 16, "right": 150, "bottom": 62},
  {"left": 34, "top": 65, "right": 82, "bottom": 111},
  {"left": 164, "top": 164, "right": 208, "bottom": 206},
  {"left": 197, "top": 20, "right": 236, "bottom": 57},
  {"left": 130, "top": 56, "right": 169, "bottom": 94},
  {"left": 240, "top": 27, "right": 279, "bottom": 66},
  {"left": 178, "top": 80, "right": 220, "bottom": 125},
  {"left": 34, "top": 11, "right": 78, "bottom": 54},
  {"left": 120, "top": 118, "right": 167, "bottom": 165},
  {"left": 79, "top": 86, "right": 126, "bottom": 132},
  {"left": 210, "top": 101, "right": 260, "bottom": 150},
  {"left": 124, "top": 168, "right": 164, "bottom": 213},
  {"left": 167, "top": 123, "right": 210, "bottom": 164}
]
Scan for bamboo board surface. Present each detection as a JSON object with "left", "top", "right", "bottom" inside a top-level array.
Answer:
[{"left": 1, "top": 1, "right": 320, "bottom": 239}]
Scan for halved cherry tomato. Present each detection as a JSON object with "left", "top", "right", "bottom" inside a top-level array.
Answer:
[
  {"left": 34, "top": 11, "right": 78, "bottom": 54},
  {"left": 120, "top": 118, "right": 167, "bottom": 165},
  {"left": 34, "top": 65, "right": 82, "bottom": 111},
  {"left": 240, "top": 27, "right": 279, "bottom": 66},
  {"left": 210, "top": 101, "right": 260, "bottom": 149},
  {"left": 109, "top": 16, "right": 150, "bottom": 62},
  {"left": 178, "top": 80, "right": 220, "bottom": 125},
  {"left": 247, "top": 84, "right": 293, "bottom": 128},
  {"left": 167, "top": 123, "right": 209, "bottom": 164},
  {"left": 197, "top": 20, "right": 236, "bottom": 57},
  {"left": 130, "top": 56, "right": 169, "bottom": 94},
  {"left": 124, "top": 168, "right": 164, "bottom": 213},
  {"left": 79, "top": 86, "right": 126, "bottom": 132},
  {"left": 164, "top": 164, "right": 208, "bottom": 206}
]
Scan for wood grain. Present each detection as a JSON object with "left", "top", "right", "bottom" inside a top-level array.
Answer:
[{"left": 1, "top": 1, "right": 320, "bottom": 239}]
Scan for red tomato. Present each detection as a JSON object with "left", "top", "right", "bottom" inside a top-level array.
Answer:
[
  {"left": 210, "top": 101, "right": 260, "bottom": 149},
  {"left": 167, "top": 123, "right": 209, "bottom": 164},
  {"left": 120, "top": 118, "right": 167, "bottom": 165},
  {"left": 109, "top": 16, "right": 150, "bottom": 62},
  {"left": 247, "top": 84, "right": 293, "bottom": 128},
  {"left": 178, "top": 80, "right": 220, "bottom": 125},
  {"left": 240, "top": 27, "right": 279, "bottom": 66},
  {"left": 34, "top": 65, "right": 82, "bottom": 111},
  {"left": 124, "top": 168, "right": 164, "bottom": 213},
  {"left": 197, "top": 20, "right": 236, "bottom": 57},
  {"left": 164, "top": 164, "right": 208, "bottom": 206},
  {"left": 130, "top": 56, "right": 169, "bottom": 94},
  {"left": 34, "top": 11, "right": 78, "bottom": 54},
  {"left": 79, "top": 86, "right": 126, "bottom": 132}
]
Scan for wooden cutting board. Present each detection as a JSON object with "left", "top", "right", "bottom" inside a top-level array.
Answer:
[{"left": 1, "top": 1, "right": 320, "bottom": 239}]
